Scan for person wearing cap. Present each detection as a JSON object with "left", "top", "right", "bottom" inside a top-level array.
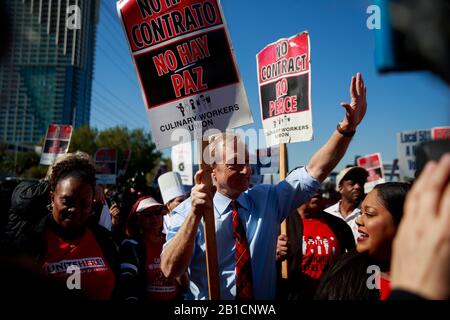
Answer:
[
  {"left": 161, "top": 73, "right": 368, "bottom": 300},
  {"left": 158, "top": 171, "right": 187, "bottom": 235},
  {"left": 324, "top": 166, "right": 369, "bottom": 241},
  {"left": 118, "top": 196, "right": 183, "bottom": 301}
]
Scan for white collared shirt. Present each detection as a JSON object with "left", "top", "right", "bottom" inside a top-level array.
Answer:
[
  {"left": 324, "top": 201, "right": 360, "bottom": 242},
  {"left": 162, "top": 214, "right": 170, "bottom": 235}
]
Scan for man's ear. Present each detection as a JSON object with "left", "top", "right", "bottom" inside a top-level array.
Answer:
[{"left": 211, "top": 168, "right": 217, "bottom": 182}]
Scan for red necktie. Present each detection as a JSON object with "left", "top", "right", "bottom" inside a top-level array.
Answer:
[{"left": 231, "top": 200, "right": 253, "bottom": 300}]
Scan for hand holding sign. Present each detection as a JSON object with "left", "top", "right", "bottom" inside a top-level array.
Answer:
[
  {"left": 191, "top": 169, "right": 216, "bottom": 217},
  {"left": 276, "top": 234, "right": 289, "bottom": 262},
  {"left": 340, "top": 73, "right": 367, "bottom": 131}
]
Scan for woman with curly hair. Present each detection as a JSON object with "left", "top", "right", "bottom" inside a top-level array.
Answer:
[
  {"left": 16, "top": 152, "right": 118, "bottom": 300},
  {"left": 4, "top": 151, "right": 112, "bottom": 241}
]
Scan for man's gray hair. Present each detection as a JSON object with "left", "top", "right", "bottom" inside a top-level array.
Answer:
[{"left": 206, "top": 132, "right": 247, "bottom": 166}]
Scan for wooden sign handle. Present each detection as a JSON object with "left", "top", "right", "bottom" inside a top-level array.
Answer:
[
  {"left": 198, "top": 138, "right": 221, "bottom": 299},
  {"left": 279, "top": 143, "right": 289, "bottom": 279}
]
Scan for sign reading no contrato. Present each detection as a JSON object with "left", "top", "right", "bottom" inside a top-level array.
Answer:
[
  {"left": 117, "top": 0, "right": 253, "bottom": 149},
  {"left": 257, "top": 32, "right": 313, "bottom": 147}
]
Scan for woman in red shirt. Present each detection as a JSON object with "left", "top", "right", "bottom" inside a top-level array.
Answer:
[
  {"left": 119, "top": 196, "right": 182, "bottom": 301},
  {"left": 17, "top": 152, "right": 118, "bottom": 300},
  {"left": 315, "top": 182, "right": 410, "bottom": 300}
]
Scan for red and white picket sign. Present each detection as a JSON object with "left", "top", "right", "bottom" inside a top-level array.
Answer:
[
  {"left": 256, "top": 32, "right": 313, "bottom": 147},
  {"left": 117, "top": 0, "right": 253, "bottom": 150},
  {"left": 40, "top": 124, "right": 73, "bottom": 165},
  {"left": 432, "top": 126, "right": 450, "bottom": 140},
  {"left": 357, "top": 152, "right": 385, "bottom": 192},
  {"left": 95, "top": 148, "right": 118, "bottom": 185}
]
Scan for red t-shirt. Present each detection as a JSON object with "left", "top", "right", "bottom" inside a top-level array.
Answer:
[
  {"left": 42, "top": 228, "right": 115, "bottom": 300},
  {"left": 379, "top": 274, "right": 391, "bottom": 300},
  {"left": 301, "top": 217, "right": 341, "bottom": 279},
  {"left": 144, "top": 237, "right": 179, "bottom": 300}
]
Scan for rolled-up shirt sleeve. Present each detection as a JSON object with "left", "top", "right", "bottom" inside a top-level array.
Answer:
[
  {"left": 275, "top": 166, "right": 321, "bottom": 221},
  {"left": 162, "top": 212, "right": 183, "bottom": 253}
]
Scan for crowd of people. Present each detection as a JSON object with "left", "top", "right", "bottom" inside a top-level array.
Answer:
[{"left": 0, "top": 73, "right": 449, "bottom": 302}]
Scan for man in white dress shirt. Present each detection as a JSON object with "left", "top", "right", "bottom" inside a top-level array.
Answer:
[{"left": 324, "top": 166, "right": 368, "bottom": 242}]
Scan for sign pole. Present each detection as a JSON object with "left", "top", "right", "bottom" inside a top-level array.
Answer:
[
  {"left": 198, "top": 138, "right": 221, "bottom": 300},
  {"left": 279, "top": 142, "right": 289, "bottom": 279}
]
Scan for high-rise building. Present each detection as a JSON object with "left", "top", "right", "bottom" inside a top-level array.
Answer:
[{"left": 0, "top": 0, "right": 100, "bottom": 146}]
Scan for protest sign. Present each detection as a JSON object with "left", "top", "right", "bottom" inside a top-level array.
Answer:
[
  {"left": 256, "top": 32, "right": 312, "bottom": 278},
  {"left": 40, "top": 124, "right": 73, "bottom": 165},
  {"left": 256, "top": 32, "right": 313, "bottom": 147},
  {"left": 356, "top": 152, "right": 385, "bottom": 193},
  {"left": 172, "top": 141, "right": 193, "bottom": 185},
  {"left": 117, "top": 0, "right": 253, "bottom": 149},
  {"left": 95, "top": 148, "right": 117, "bottom": 185},
  {"left": 432, "top": 126, "right": 450, "bottom": 140},
  {"left": 397, "top": 129, "right": 432, "bottom": 181}
]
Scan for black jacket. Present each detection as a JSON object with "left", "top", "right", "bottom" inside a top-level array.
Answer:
[
  {"left": 2, "top": 180, "right": 50, "bottom": 241},
  {"left": 278, "top": 211, "right": 355, "bottom": 300},
  {"left": 118, "top": 237, "right": 148, "bottom": 301}
]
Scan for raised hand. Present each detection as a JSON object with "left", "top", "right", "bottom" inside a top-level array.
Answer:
[{"left": 340, "top": 73, "right": 367, "bottom": 130}]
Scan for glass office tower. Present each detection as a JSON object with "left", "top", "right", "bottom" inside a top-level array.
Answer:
[{"left": 0, "top": 0, "right": 99, "bottom": 146}]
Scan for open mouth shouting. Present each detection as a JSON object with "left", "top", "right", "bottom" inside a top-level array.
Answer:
[{"left": 357, "top": 228, "right": 369, "bottom": 242}]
